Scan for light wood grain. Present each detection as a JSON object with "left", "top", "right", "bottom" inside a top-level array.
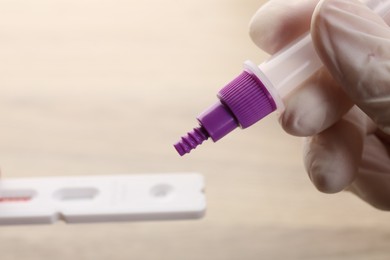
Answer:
[{"left": 0, "top": 0, "right": 389, "bottom": 259}]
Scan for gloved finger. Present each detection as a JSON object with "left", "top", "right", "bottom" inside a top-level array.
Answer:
[
  {"left": 249, "top": 0, "right": 320, "bottom": 54},
  {"left": 279, "top": 67, "right": 353, "bottom": 136},
  {"left": 303, "top": 107, "right": 371, "bottom": 193},
  {"left": 350, "top": 133, "right": 390, "bottom": 210},
  {"left": 312, "top": 0, "right": 390, "bottom": 134}
]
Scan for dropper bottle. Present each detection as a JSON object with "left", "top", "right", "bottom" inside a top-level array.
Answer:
[{"left": 174, "top": 0, "right": 390, "bottom": 156}]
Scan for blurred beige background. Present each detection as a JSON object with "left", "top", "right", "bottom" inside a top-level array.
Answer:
[{"left": 0, "top": 0, "right": 389, "bottom": 259}]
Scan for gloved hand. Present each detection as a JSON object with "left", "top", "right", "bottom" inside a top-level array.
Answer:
[{"left": 250, "top": 0, "right": 390, "bottom": 210}]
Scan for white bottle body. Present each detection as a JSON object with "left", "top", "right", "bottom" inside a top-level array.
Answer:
[
  {"left": 258, "top": 33, "right": 321, "bottom": 100},
  {"left": 247, "top": 0, "right": 390, "bottom": 111}
]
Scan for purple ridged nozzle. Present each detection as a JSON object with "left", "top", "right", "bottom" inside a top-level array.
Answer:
[{"left": 174, "top": 69, "right": 277, "bottom": 156}]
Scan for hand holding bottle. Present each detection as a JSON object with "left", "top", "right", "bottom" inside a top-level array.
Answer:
[{"left": 250, "top": 0, "right": 390, "bottom": 209}]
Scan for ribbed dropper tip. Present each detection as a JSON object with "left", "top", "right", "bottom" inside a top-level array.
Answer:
[{"left": 174, "top": 126, "right": 209, "bottom": 156}]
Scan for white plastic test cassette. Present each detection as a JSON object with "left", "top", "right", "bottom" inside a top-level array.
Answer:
[{"left": 0, "top": 173, "right": 206, "bottom": 225}]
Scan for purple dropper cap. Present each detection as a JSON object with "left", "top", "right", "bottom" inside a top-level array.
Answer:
[{"left": 174, "top": 70, "right": 277, "bottom": 156}]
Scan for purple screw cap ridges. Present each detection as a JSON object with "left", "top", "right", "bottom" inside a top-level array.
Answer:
[
  {"left": 174, "top": 69, "right": 277, "bottom": 156},
  {"left": 218, "top": 70, "right": 276, "bottom": 128}
]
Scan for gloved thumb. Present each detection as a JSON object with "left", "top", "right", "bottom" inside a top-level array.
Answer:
[{"left": 311, "top": 0, "right": 390, "bottom": 134}]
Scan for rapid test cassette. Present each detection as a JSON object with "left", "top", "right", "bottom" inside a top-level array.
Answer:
[{"left": 0, "top": 173, "right": 206, "bottom": 225}]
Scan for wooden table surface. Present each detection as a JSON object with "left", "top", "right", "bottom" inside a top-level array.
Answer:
[{"left": 0, "top": 0, "right": 389, "bottom": 259}]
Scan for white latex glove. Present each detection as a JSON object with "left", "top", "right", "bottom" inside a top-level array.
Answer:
[{"left": 250, "top": 0, "right": 390, "bottom": 210}]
